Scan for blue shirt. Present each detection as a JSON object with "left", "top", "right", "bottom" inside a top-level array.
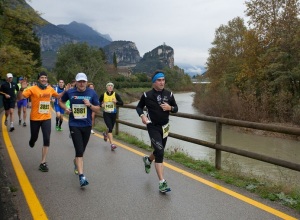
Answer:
[
  {"left": 53, "top": 86, "right": 65, "bottom": 105},
  {"left": 61, "top": 87, "right": 99, "bottom": 127}
]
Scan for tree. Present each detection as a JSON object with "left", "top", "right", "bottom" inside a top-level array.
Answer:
[
  {"left": 55, "top": 43, "right": 108, "bottom": 91},
  {"left": 113, "top": 52, "right": 117, "bottom": 68},
  {"left": 0, "top": 0, "right": 44, "bottom": 79}
]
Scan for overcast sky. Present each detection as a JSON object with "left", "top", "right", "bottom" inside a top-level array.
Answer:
[{"left": 26, "top": 0, "right": 247, "bottom": 69}]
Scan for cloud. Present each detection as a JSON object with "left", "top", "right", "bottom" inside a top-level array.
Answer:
[{"left": 26, "top": 0, "right": 246, "bottom": 66}]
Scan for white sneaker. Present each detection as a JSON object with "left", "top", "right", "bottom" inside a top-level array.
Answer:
[{"left": 91, "top": 129, "right": 95, "bottom": 134}]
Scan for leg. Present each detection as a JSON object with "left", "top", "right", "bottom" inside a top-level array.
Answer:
[
  {"left": 29, "top": 120, "right": 41, "bottom": 147},
  {"left": 40, "top": 119, "right": 51, "bottom": 163},
  {"left": 22, "top": 106, "right": 27, "bottom": 125}
]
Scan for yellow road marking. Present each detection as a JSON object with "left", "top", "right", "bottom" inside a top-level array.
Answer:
[
  {"left": 1, "top": 115, "right": 48, "bottom": 219},
  {"left": 2, "top": 111, "right": 297, "bottom": 220}
]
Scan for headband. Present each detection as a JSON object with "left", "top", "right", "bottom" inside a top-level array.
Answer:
[
  {"left": 106, "top": 82, "right": 114, "bottom": 88},
  {"left": 152, "top": 72, "right": 165, "bottom": 83}
]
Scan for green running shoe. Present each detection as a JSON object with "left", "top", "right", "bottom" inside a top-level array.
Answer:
[
  {"left": 159, "top": 180, "right": 171, "bottom": 193},
  {"left": 143, "top": 156, "right": 151, "bottom": 174}
]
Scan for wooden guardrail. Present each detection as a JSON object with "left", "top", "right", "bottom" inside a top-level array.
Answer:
[{"left": 99, "top": 104, "right": 300, "bottom": 172}]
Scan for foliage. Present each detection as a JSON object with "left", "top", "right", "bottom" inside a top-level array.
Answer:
[
  {"left": 0, "top": 0, "right": 44, "bottom": 79},
  {"left": 164, "top": 66, "right": 193, "bottom": 91},
  {"left": 198, "top": 0, "right": 300, "bottom": 123},
  {"left": 54, "top": 43, "right": 109, "bottom": 91}
]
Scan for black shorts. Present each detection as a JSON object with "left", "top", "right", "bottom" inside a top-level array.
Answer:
[{"left": 3, "top": 101, "right": 16, "bottom": 110}]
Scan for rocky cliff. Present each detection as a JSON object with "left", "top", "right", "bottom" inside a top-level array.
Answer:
[
  {"left": 133, "top": 43, "right": 174, "bottom": 74},
  {"left": 103, "top": 41, "right": 141, "bottom": 67}
]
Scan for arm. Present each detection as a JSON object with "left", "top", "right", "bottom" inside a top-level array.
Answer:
[
  {"left": 99, "top": 94, "right": 104, "bottom": 108},
  {"left": 115, "top": 93, "right": 123, "bottom": 106},
  {"left": 136, "top": 94, "right": 149, "bottom": 124},
  {"left": 59, "top": 92, "right": 71, "bottom": 115}
]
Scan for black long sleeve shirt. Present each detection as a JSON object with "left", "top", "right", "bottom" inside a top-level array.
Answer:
[{"left": 136, "top": 88, "right": 178, "bottom": 126}]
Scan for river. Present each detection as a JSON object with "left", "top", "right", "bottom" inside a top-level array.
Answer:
[{"left": 119, "top": 92, "right": 300, "bottom": 185}]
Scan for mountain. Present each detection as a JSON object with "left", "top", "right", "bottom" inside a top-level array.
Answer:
[
  {"left": 176, "top": 63, "right": 206, "bottom": 77},
  {"left": 57, "top": 21, "right": 111, "bottom": 48}
]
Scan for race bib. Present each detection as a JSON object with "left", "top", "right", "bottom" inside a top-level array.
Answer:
[
  {"left": 104, "top": 102, "right": 115, "bottom": 112},
  {"left": 162, "top": 123, "right": 170, "bottom": 139},
  {"left": 72, "top": 104, "right": 87, "bottom": 119},
  {"left": 38, "top": 101, "right": 50, "bottom": 114}
]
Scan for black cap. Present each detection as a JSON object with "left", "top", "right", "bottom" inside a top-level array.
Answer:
[{"left": 37, "top": 71, "right": 48, "bottom": 80}]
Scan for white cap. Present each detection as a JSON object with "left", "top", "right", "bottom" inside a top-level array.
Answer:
[
  {"left": 75, "top": 72, "right": 88, "bottom": 82},
  {"left": 6, "top": 73, "right": 13, "bottom": 78}
]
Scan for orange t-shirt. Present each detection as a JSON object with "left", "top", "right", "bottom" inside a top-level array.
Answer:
[{"left": 23, "top": 85, "right": 59, "bottom": 121}]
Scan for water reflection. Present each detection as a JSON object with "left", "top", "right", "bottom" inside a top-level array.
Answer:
[{"left": 119, "top": 92, "right": 300, "bottom": 185}]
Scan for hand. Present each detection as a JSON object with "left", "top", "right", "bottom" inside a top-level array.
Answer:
[
  {"left": 65, "top": 108, "right": 72, "bottom": 115},
  {"left": 141, "top": 115, "right": 151, "bottom": 125},
  {"left": 160, "top": 103, "right": 171, "bottom": 111},
  {"left": 21, "top": 80, "right": 28, "bottom": 89},
  {"left": 65, "top": 83, "right": 71, "bottom": 91},
  {"left": 83, "top": 99, "right": 91, "bottom": 107}
]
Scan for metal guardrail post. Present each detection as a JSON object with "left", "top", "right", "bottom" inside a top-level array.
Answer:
[{"left": 215, "top": 121, "right": 222, "bottom": 170}]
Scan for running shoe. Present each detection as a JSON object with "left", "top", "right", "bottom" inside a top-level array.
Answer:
[
  {"left": 103, "top": 132, "right": 108, "bottom": 142},
  {"left": 39, "top": 162, "right": 49, "bottom": 172},
  {"left": 159, "top": 180, "right": 171, "bottom": 193},
  {"left": 79, "top": 175, "right": 89, "bottom": 187},
  {"left": 58, "top": 127, "right": 63, "bottom": 131},
  {"left": 19, "top": 120, "right": 21, "bottom": 125},
  {"left": 55, "top": 126, "right": 59, "bottom": 131},
  {"left": 111, "top": 144, "right": 117, "bottom": 151},
  {"left": 91, "top": 129, "right": 95, "bottom": 134},
  {"left": 9, "top": 127, "right": 15, "bottom": 132},
  {"left": 73, "top": 159, "right": 78, "bottom": 175},
  {"left": 23, "top": 122, "right": 26, "bottom": 127},
  {"left": 143, "top": 156, "right": 151, "bottom": 174}
]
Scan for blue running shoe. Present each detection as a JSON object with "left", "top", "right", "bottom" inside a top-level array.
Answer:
[{"left": 79, "top": 175, "right": 89, "bottom": 187}]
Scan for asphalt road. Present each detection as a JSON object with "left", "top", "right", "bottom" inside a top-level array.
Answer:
[{"left": 1, "top": 110, "right": 299, "bottom": 220}]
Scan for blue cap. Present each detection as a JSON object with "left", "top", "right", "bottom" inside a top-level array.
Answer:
[{"left": 19, "top": 77, "right": 24, "bottom": 80}]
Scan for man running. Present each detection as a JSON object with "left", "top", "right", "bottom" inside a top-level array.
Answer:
[
  {"left": 17, "top": 77, "right": 28, "bottom": 127},
  {"left": 0, "top": 73, "right": 19, "bottom": 132},
  {"left": 21, "top": 72, "right": 69, "bottom": 172},
  {"left": 53, "top": 79, "right": 65, "bottom": 131},
  {"left": 99, "top": 82, "right": 123, "bottom": 151},
  {"left": 59, "top": 72, "right": 100, "bottom": 187},
  {"left": 136, "top": 70, "right": 178, "bottom": 193}
]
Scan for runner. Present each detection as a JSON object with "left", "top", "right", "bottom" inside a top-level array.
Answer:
[
  {"left": 59, "top": 72, "right": 100, "bottom": 187},
  {"left": 53, "top": 79, "right": 65, "bottom": 131},
  {"left": 0, "top": 73, "right": 19, "bottom": 132},
  {"left": 99, "top": 82, "right": 123, "bottom": 151},
  {"left": 21, "top": 72, "right": 69, "bottom": 172},
  {"left": 16, "top": 77, "right": 29, "bottom": 127},
  {"left": 136, "top": 70, "right": 178, "bottom": 192}
]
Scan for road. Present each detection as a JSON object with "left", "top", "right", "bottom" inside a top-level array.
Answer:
[{"left": 0, "top": 110, "right": 299, "bottom": 220}]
